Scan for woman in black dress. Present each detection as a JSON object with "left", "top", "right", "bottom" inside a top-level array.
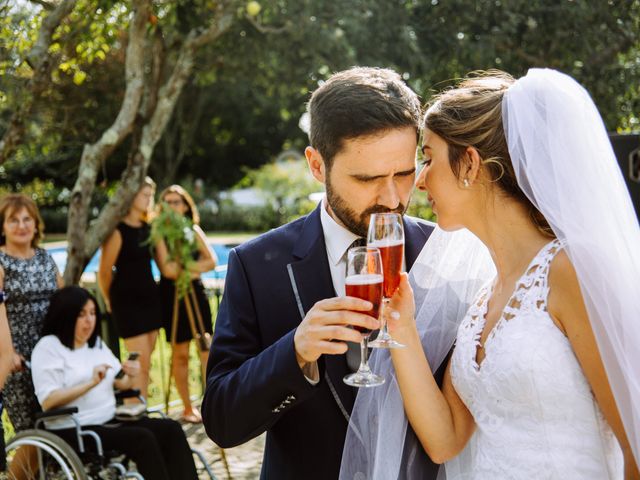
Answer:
[
  {"left": 98, "top": 177, "right": 162, "bottom": 401},
  {"left": 156, "top": 185, "right": 216, "bottom": 423}
]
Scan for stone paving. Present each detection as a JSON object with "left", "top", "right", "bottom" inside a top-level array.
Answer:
[{"left": 179, "top": 418, "right": 265, "bottom": 480}]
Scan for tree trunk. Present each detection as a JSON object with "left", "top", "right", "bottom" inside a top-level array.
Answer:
[
  {"left": 64, "top": 1, "right": 236, "bottom": 285},
  {"left": 64, "top": 0, "right": 150, "bottom": 285}
]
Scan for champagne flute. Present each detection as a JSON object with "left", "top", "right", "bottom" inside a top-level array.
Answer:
[
  {"left": 367, "top": 212, "right": 405, "bottom": 348},
  {"left": 343, "top": 246, "right": 385, "bottom": 387}
]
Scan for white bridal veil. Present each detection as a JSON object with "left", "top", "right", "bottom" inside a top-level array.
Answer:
[
  {"left": 503, "top": 69, "right": 640, "bottom": 466},
  {"left": 340, "top": 68, "right": 640, "bottom": 479},
  {"left": 340, "top": 227, "right": 495, "bottom": 479}
]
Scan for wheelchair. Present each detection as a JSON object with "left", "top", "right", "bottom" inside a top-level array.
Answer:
[{"left": 4, "top": 390, "right": 217, "bottom": 479}]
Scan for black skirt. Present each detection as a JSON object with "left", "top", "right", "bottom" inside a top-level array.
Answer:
[
  {"left": 110, "top": 278, "right": 163, "bottom": 339},
  {"left": 159, "top": 277, "right": 213, "bottom": 344},
  {"left": 109, "top": 223, "right": 162, "bottom": 339}
]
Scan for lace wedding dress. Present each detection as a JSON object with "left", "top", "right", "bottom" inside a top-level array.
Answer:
[{"left": 448, "top": 240, "right": 623, "bottom": 479}]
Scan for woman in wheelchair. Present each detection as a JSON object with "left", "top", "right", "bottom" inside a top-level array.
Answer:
[{"left": 30, "top": 286, "right": 198, "bottom": 480}]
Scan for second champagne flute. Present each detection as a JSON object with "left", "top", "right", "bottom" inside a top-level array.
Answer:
[
  {"left": 343, "top": 246, "right": 385, "bottom": 387},
  {"left": 367, "top": 212, "right": 405, "bottom": 348}
]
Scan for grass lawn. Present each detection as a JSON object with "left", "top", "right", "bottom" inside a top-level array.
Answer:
[{"left": 144, "top": 296, "right": 221, "bottom": 410}]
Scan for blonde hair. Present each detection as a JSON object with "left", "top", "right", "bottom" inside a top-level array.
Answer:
[
  {"left": 158, "top": 184, "right": 200, "bottom": 225},
  {"left": 139, "top": 177, "right": 157, "bottom": 223},
  {"left": 424, "top": 70, "right": 553, "bottom": 237},
  {"left": 0, "top": 193, "right": 45, "bottom": 247}
]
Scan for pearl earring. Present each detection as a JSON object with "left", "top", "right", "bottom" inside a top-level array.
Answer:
[{"left": 463, "top": 179, "right": 470, "bottom": 188}]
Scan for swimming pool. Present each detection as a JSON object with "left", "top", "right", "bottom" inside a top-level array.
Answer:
[{"left": 46, "top": 243, "right": 231, "bottom": 281}]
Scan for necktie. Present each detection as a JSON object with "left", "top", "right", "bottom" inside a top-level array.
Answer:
[
  {"left": 349, "top": 237, "right": 366, "bottom": 250},
  {"left": 346, "top": 237, "right": 366, "bottom": 372}
]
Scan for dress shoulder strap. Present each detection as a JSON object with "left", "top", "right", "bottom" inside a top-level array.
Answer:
[
  {"left": 534, "top": 239, "right": 565, "bottom": 287},
  {"left": 516, "top": 239, "right": 565, "bottom": 312}
]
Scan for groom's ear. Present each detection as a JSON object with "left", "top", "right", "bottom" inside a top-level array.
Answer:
[
  {"left": 463, "top": 146, "right": 482, "bottom": 186},
  {"left": 305, "top": 146, "right": 327, "bottom": 183}
]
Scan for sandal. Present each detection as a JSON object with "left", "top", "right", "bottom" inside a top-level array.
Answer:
[{"left": 181, "top": 408, "right": 202, "bottom": 424}]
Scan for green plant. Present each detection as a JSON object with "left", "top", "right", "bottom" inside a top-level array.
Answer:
[{"left": 149, "top": 206, "right": 198, "bottom": 299}]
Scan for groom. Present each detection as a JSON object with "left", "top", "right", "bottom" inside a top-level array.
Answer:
[{"left": 203, "top": 67, "right": 437, "bottom": 479}]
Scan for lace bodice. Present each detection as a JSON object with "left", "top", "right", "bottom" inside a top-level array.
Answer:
[{"left": 449, "top": 240, "right": 622, "bottom": 479}]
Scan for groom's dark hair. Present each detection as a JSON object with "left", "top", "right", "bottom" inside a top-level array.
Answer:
[{"left": 307, "top": 66, "right": 421, "bottom": 170}]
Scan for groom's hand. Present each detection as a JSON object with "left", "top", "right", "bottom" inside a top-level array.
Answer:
[{"left": 294, "top": 297, "right": 380, "bottom": 369}]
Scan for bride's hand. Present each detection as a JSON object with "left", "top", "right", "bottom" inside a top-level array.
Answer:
[{"left": 386, "top": 273, "right": 418, "bottom": 339}]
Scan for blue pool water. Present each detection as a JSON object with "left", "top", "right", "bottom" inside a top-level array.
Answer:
[{"left": 46, "top": 243, "right": 231, "bottom": 280}]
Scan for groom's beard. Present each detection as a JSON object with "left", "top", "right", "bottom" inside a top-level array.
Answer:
[{"left": 325, "top": 175, "right": 408, "bottom": 238}]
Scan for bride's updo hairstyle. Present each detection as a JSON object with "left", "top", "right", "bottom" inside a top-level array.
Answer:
[{"left": 424, "top": 70, "right": 553, "bottom": 237}]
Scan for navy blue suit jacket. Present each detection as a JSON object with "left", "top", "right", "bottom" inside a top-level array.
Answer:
[{"left": 203, "top": 204, "right": 435, "bottom": 479}]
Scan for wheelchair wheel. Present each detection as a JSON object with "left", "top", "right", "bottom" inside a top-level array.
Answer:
[{"left": 5, "top": 429, "right": 87, "bottom": 479}]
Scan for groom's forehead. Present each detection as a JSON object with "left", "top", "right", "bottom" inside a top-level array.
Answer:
[{"left": 331, "top": 130, "right": 416, "bottom": 170}]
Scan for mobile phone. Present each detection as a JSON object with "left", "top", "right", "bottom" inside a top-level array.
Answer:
[
  {"left": 115, "top": 352, "right": 140, "bottom": 379},
  {"left": 127, "top": 352, "right": 140, "bottom": 361}
]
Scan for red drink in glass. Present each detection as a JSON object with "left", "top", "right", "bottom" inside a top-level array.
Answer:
[
  {"left": 345, "top": 273, "right": 383, "bottom": 334},
  {"left": 372, "top": 241, "right": 404, "bottom": 298}
]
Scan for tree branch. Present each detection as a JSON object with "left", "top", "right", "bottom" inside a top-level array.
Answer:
[
  {"left": 245, "top": 13, "right": 289, "bottom": 34},
  {"left": 590, "top": 30, "right": 635, "bottom": 68},
  {"left": 0, "top": 0, "right": 77, "bottom": 164},
  {"left": 27, "top": 0, "right": 56, "bottom": 11},
  {"left": 139, "top": 3, "right": 235, "bottom": 155},
  {"left": 64, "top": 0, "right": 151, "bottom": 284},
  {"left": 65, "top": 0, "right": 237, "bottom": 283}
]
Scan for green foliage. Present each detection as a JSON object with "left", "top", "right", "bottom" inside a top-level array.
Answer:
[
  {"left": 149, "top": 207, "right": 198, "bottom": 299},
  {"left": 407, "top": 191, "right": 436, "bottom": 223},
  {"left": 245, "top": 158, "right": 319, "bottom": 222},
  {"left": 199, "top": 201, "right": 279, "bottom": 232},
  {"left": 0, "top": 177, "right": 60, "bottom": 206},
  {"left": 1, "top": 0, "right": 638, "bottom": 207},
  {"left": 406, "top": 0, "right": 640, "bottom": 131}
]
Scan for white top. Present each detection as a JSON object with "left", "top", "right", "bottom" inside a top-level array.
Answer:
[
  {"left": 449, "top": 240, "right": 623, "bottom": 479},
  {"left": 31, "top": 335, "right": 121, "bottom": 430}
]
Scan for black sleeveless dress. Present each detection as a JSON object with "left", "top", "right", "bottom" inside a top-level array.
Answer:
[
  {"left": 159, "top": 249, "right": 213, "bottom": 344},
  {"left": 109, "top": 222, "right": 162, "bottom": 338}
]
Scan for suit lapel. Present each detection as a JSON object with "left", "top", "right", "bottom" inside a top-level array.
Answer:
[
  {"left": 404, "top": 217, "right": 433, "bottom": 270},
  {"left": 288, "top": 205, "right": 356, "bottom": 414}
]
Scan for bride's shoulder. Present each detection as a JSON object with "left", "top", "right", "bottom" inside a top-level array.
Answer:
[{"left": 547, "top": 249, "right": 587, "bottom": 333}]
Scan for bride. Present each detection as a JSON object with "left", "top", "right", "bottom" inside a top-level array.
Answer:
[{"left": 340, "top": 69, "right": 640, "bottom": 479}]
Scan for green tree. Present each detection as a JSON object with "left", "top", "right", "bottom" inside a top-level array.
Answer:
[
  {"left": 244, "top": 155, "right": 319, "bottom": 225},
  {"left": 1, "top": 0, "right": 239, "bottom": 283},
  {"left": 407, "top": 0, "right": 640, "bottom": 130},
  {"left": 0, "top": 0, "right": 637, "bottom": 277}
]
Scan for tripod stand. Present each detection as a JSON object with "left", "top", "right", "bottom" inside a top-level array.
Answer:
[{"left": 163, "top": 280, "right": 231, "bottom": 478}]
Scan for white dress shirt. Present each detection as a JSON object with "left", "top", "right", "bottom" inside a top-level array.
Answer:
[
  {"left": 320, "top": 197, "right": 362, "bottom": 297},
  {"left": 300, "top": 198, "right": 360, "bottom": 385},
  {"left": 319, "top": 197, "right": 406, "bottom": 285},
  {"left": 303, "top": 198, "right": 405, "bottom": 383}
]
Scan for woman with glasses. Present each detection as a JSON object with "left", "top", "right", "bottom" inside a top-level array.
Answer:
[
  {"left": 0, "top": 193, "right": 62, "bottom": 431},
  {"left": 156, "top": 185, "right": 216, "bottom": 423},
  {"left": 0, "top": 193, "right": 62, "bottom": 474}
]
